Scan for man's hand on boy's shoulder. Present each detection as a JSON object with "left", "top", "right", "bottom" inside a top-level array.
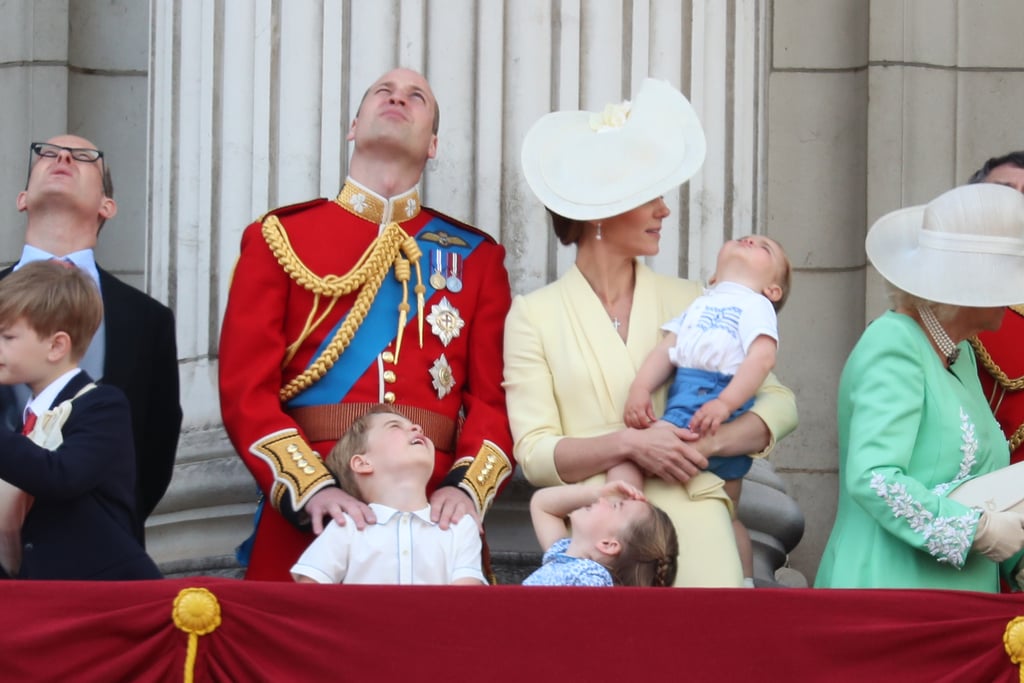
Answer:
[
  {"left": 306, "top": 487, "right": 376, "bottom": 534},
  {"left": 430, "top": 486, "right": 481, "bottom": 532}
]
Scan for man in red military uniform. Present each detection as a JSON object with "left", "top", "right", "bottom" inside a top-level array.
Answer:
[
  {"left": 219, "top": 68, "right": 514, "bottom": 580},
  {"left": 969, "top": 151, "right": 1024, "bottom": 463}
]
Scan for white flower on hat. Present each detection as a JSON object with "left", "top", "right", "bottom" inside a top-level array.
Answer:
[
  {"left": 521, "top": 78, "right": 706, "bottom": 221},
  {"left": 589, "top": 100, "right": 632, "bottom": 132}
]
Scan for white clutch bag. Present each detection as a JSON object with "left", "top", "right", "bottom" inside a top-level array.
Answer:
[{"left": 947, "top": 461, "right": 1024, "bottom": 513}]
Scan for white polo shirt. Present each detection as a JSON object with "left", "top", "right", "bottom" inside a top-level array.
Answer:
[{"left": 290, "top": 503, "right": 485, "bottom": 585}]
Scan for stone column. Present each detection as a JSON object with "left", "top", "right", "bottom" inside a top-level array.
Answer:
[
  {"left": 764, "top": 0, "right": 870, "bottom": 580},
  {"left": 0, "top": 1, "right": 69, "bottom": 260}
]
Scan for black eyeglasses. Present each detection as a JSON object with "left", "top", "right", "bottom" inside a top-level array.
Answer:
[{"left": 30, "top": 142, "right": 104, "bottom": 163}]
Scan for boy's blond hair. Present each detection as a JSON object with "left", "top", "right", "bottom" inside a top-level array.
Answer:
[
  {"left": 325, "top": 406, "right": 402, "bottom": 502},
  {"left": 0, "top": 261, "right": 103, "bottom": 360}
]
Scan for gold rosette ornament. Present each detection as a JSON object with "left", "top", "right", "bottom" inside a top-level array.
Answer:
[
  {"left": 173, "top": 587, "right": 222, "bottom": 683},
  {"left": 1004, "top": 616, "right": 1024, "bottom": 682}
]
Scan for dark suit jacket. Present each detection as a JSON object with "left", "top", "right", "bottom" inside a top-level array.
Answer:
[
  {"left": 0, "top": 265, "right": 182, "bottom": 542},
  {"left": 0, "top": 371, "right": 161, "bottom": 579}
]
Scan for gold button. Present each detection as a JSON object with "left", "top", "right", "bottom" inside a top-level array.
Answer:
[
  {"left": 381, "top": 351, "right": 395, "bottom": 363},
  {"left": 291, "top": 452, "right": 303, "bottom": 461},
  {"left": 286, "top": 444, "right": 299, "bottom": 453},
  {"left": 487, "top": 455, "right": 496, "bottom": 463},
  {"left": 383, "top": 391, "right": 396, "bottom": 404},
  {"left": 383, "top": 370, "right": 397, "bottom": 383},
  {"left": 477, "top": 475, "right": 485, "bottom": 483},
  {"left": 303, "top": 466, "right": 317, "bottom": 474},
  {"left": 297, "top": 459, "right": 308, "bottom": 468}
]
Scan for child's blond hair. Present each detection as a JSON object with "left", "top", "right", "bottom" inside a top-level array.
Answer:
[
  {"left": 325, "top": 406, "right": 402, "bottom": 502},
  {"left": 0, "top": 260, "right": 103, "bottom": 360}
]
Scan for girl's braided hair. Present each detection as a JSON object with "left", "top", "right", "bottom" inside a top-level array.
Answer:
[{"left": 608, "top": 503, "right": 679, "bottom": 587}]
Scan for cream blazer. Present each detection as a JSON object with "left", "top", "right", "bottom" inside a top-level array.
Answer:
[{"left": 504, "top": 262, "right": 798, "bottom": 586}]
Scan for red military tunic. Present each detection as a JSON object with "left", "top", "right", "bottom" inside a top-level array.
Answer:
[
  {"left": 973, "top": 306, "right": 1024, "bottom": 463},
  {"left": 219, "top": 179, "right": 514, "bottom": 580}
]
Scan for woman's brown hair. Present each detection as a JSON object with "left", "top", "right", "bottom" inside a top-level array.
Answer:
[{"left": 547, "top": 208, "right": 587, "bottom": 246}]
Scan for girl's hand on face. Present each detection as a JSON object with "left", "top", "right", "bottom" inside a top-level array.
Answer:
[{"left": 598, "top": 480, "right": 647, "bottom": 502}]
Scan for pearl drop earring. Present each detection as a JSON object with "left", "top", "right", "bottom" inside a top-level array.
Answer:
[{"left": 596, "top": 223, "right": 603, "bottom": 241}]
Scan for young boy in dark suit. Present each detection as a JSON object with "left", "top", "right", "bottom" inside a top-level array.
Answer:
[{"left": 0, "top": 260, "right": 161, "bottom": 579}]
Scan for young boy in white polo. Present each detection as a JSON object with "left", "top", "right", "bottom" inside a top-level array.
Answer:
[{"left": 290, "top": 407, "right": 485, "bottom": 585}]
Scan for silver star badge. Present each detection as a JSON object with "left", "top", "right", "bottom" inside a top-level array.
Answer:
[
  {"left": 429, "top": 354, "right": 456, "bottom": 399},
  {"left": 426, "top": 297, "right": 464, "bottom": 347}
]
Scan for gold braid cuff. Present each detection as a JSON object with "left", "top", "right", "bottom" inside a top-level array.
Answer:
[
  {"left": 456, "top": 440, "right": 512, "bottom": 517},
  {"left": 262, "top": 215, "right": 424, "bottom": 402},
  {"left": 249, "top": 430, "right": 334, "bottom": 512}
]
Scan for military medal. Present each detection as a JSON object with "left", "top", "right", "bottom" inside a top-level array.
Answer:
[
  {"left": 446, "top": 252, "right": 463, "bottom": 293},
  {"left": 426, "top": 297, "right": 464, "bottom": 347},
  {"left": 429, "top": 249, "right": 447, "bottom": 290},
  {"left": 429, "top": 354, "right": 456, "bottom": 398}
]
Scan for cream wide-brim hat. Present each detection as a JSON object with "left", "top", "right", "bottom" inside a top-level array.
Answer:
[
  {"left": 866, "top": 183, "right": 1024, "bottom": 307},
  {"left": 520, "top": 78, "right": 706, "bottom": 221}
]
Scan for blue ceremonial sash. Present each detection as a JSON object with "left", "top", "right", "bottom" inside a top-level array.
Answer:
[{"left": 286, "top": 216, "right": 485, "bottom": 408}]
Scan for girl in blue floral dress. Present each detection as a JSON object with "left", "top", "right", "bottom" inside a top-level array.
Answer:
[{"left": 523, "top": 481, "right": 678, "bottom": 586}]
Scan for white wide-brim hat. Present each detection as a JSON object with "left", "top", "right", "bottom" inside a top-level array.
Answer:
[
  {"left": 520, "top": 78, "right": 706, "bottom": 221},
  {"left": 866, "top": 183, "right": 1024, "bottom": 307}
]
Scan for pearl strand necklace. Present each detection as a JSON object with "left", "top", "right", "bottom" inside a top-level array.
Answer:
[{"left": 917, "top": 304, "right": 960, "bottom": 365}]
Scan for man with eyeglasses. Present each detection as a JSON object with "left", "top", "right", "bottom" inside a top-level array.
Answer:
[
  {"left": 219, "top": 68, "right": 515, "bottom": 581},
  {"left": 968, "top": 152, "right": 1024, "bottom": 465},
  {"left": 0, "top": 134, "right": 182, "bottom": 545}
]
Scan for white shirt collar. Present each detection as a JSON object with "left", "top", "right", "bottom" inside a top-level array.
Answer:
[
  {"left": 367, "top": 502, "right": 435, "bottom": 526},
  {"left": 16, "top": 245, "right": 101, "bottom": 290},
  {"left": 25, "top": 368, "right": 83, "bottom": 423},
  {"left": 706, "top": 280, "right": 758, "bottom": 297}
]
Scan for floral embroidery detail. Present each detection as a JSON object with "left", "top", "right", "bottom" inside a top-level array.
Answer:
[
  {"left": 589, "top": 101, "right": 631, "bottom": 132},
  {"left": 871, "top": 472, "right": 979, "bottom": 568},
  {"left": 932, "top": 407, "right": 979, "bottom": 497},
  {"left": 349, "top": 193, "right": 368, "bottom": 213},
  {"left": 404, "top": 198, "right": 417, "bottom": 217}
]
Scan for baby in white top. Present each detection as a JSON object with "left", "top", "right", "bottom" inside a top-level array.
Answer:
[{"left": 620, "top": 234, "right": 791, "bottom": 584}]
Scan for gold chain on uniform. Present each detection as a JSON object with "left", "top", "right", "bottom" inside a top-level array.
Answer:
[
  {"left": 969, "top": 305, "right": 1024, "bottom": 451},
  {"left": 262, "top": 214, "right": 424, "bottom": 402}
]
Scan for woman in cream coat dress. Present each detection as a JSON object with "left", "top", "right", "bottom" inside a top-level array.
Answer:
[{"left": 505, "top": 79, "right": 798, "bottom": 587}]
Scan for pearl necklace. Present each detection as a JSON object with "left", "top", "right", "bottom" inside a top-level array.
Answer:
[{"left": 917, "top": 304, "right": 960, "bottom": 366}]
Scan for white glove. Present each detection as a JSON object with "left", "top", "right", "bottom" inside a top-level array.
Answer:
[{"left": 972, "top": 510, "right": 1024, "bottom": 562}]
